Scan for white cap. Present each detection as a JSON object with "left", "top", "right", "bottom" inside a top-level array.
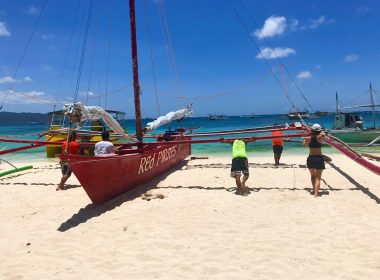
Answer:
[{"left": 311, "top": 123, "right": 321, "bottom": 131}]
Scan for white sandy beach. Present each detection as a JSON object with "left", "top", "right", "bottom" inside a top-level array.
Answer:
[{"left": 0, "top": 153, "right": 379, "bottom": 279}]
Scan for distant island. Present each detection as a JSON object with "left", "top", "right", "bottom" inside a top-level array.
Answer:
[{"left": 0, "top": 112, "right": 49, "bottom": 124}]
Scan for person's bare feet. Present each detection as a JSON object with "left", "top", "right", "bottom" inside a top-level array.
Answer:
[
  {"left": 56, "top": 185, "right": 65, "bottom": 191},
  {"left": 241, "top": 186, "right": 249, "bottom": 196},
  {"left": 235, "top": 187, "right": 243, "bottom": 195}
]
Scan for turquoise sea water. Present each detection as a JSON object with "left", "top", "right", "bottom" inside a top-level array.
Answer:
[{"left": 1, "top": 112, "right": 379, "bottom": 162}]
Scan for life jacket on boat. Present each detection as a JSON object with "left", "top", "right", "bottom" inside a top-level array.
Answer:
[{"left": 232, "top": 139, "right": 247, "bottom": 159}]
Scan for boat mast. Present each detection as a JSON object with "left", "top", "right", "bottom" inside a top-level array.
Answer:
[
  {"left": 129, "top": 0, "right": 143, "bottom": 141},
  {"left": 369, "top": 83, "right": 376, "bottom": 129}
]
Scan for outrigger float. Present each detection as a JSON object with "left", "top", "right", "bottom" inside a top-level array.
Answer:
[{"left": 0, "top": 159, "right": 33, "bottom": 177}]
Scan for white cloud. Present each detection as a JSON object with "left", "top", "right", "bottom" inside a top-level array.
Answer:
[
  {"left": 256, "top": 47, "right": 296, "bottom": 59},
  {"left": 344, "top": 54, "right": 359, "bottom": 63},
  {"left": 42, "top": 34, "right": 53, "bottom": 40},
  {"left": 41, "top": 64, "right": 52, "bottom": 71},
  {"left": 79, "top": 91, "right": 95, "bottom": 97},
  {"left": 309, "top": 16, "right": 326, "bottom": 29},
  {"left": 297, "top": 71, "right": 312, "bottom": 79},
  {"left": 289, "top": 19, "right": 299, "bottom": 31},
  {"left": 254, "top": 16, "right": 287, "bottom": 39},
  {"left": 0, "top": 76, "right": 33, "bottom": 84},
  {"left": 252, "top": 15, "right": 334, "bottom": 39},
  {"left": 0, "top": 89, "right": 48, "bottom": 104},
  {"left": 357, "top": 6, "right": 369, "bottom": 14},
  {"left": 0, "top": 22, "right": 10, "bottom": 37},
  {"left": 298, "top": 16, "right": 335, "bottom": 30},
  {"left": 27, "top": 6, "right": 40, "bottom": 16},
  {"left": 0, "top": 76, "right": 15, "bottom": 83}
]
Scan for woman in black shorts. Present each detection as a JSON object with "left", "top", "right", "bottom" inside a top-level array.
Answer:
[{"left": 303, "top": 124, "right": 325, "bottom": 197}]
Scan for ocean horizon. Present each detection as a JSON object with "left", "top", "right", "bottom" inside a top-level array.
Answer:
[{"left": 1, "top": 111, "right": 379, "bottom": 162}]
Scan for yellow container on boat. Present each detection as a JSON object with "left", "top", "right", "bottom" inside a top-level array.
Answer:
[{"left": 46, "top": 125, "right": 65, "bottom": 158}]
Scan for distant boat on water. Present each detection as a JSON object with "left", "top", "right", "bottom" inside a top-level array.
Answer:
[
  {"left": 25, "top": 121, "right": 44, "bottom": 124},
  {"left": 239, "top": 114, "right": 257, "bottom": 118},
  {"left": 208, "top": 114, "right": 228, "bottom": 120},
  {"left": 329, "top": 85, "right": 380, "bottom": 143},
  {"left": 314, "top": 111, "right": 329, "bottom": 116},
  {"left": 287, "top": 111, "right": 309, "bottom": 120}
]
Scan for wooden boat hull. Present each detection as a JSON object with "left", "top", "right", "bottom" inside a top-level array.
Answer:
[
  {"left": 330, "top": 129, "right": 380, "bottom": 143},
  {"left": 60, "top": 140, "right": 191, "bottom": 204}
]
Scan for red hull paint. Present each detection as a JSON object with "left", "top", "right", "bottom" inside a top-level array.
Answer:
[
  {"left": 324, "top": 137, "right": 380, "bottom": 176},
  {"left": 60, "top": 140, "right": 191, "bottom": 204}
]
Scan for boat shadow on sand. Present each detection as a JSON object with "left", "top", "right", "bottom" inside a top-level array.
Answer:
[
  {"left": 58, "top": 160, "right": 379, "bottom": 232},
  {"left": 57, "top": 160, "right": 190, "bottom": 232},
  {"left": 326, "top": 162, "right": 380, "bottom": 204}
]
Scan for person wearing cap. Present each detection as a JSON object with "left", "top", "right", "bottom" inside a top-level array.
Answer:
[
  {"left": 95, "top": 131, "right": 114, "bottom": 156},
  {"left": 303, "top": 123, "right": 325, "bottom": 197},
  {"left": 271, "top": 124, "right": 284, "bottom": 165},
  {"left": 221, "top": 137, "right": 256, "bottom": 196}
]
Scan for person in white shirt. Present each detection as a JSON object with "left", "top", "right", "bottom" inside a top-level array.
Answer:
[{"left": 95, "top": 131, "right": 114, "bottom": 156}]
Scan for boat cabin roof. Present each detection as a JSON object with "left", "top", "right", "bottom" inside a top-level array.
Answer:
[{"left": 47, "top": 109, "right": 126, "bottom": 120}]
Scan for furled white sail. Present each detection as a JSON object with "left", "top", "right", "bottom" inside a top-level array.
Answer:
[
  {"left": 63, "top": 102, "right": 131, "bottom": 139},
  {"left": 144, "top": 104, "right": 193, "bottom": 133}
]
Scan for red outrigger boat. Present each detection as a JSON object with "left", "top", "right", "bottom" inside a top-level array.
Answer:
[
  {"left": 60, "top": 136, "right": 191, "bottom": 204},
  {"left": 57, "top": 0, "right": 193, "bottom": 204},
  {"left": 1, "top": 1, "right": 379, "bottom": 205}
]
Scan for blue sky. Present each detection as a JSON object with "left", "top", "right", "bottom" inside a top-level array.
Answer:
[{"left": 0, "top": 0, "right": 379, "bottom": 118}]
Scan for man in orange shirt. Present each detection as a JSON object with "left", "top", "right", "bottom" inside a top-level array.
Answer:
[
  {"left": 57, "top": 130, "right": 80, "bottom": 191},
  {"left": 272, "top": 128, "right": 284, "bottom": 166}
]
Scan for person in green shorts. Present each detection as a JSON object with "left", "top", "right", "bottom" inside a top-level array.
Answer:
[{"left": 221, "top": 137, "right": 256, "bottom": 195}]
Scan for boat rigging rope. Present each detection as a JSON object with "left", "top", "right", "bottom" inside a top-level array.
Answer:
[
  {"left": 86, "top": 1, "right": 102, "bottom": 105},
  {"left": 228, "top": 0, "right": 299, "bottom": 114},
  {"left": 7, "top": 84, "right": 133, "bottom": 105},
  {"left": 144, "top": 0, "right": 161, "bottom": 117},
  {"left": 157, "top": 0, "right": 186, "bottom": 105},
  {"left": 73, "top": 0, "right": 93, "bottom": 104},
  {"left": 340, "top": 90, "right": 370, "bottom": 108},
  {"left": 0, "top": 0, "right": 48, "bottom": 111},
  {"left": 105, "top": 0, "right": 115, "bottom": 110},
  {"left": 140, "top": 70, "right": 271, "bottom": 101},
  {"left": 7, "top": 88, "right": 51, "bottom": 104},
  {"left": 56, "top": 0, "right": 81, "bottom": 108},
  {"left": 237, "top": 0, "right": 314, "bottom": 112}
]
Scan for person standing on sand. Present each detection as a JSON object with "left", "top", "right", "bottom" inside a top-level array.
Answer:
[
  {"left": 271, "top": 125, "right": 284, "bottom": 165},
  {"left": 303, "top": 124, "right": 325, "bottom": 197},
  {"left": 221, "top": 137, "right": 256, "bottom": 195},
  {"left": 57, "top": 131, "right": 80, "bottom": 191}
]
